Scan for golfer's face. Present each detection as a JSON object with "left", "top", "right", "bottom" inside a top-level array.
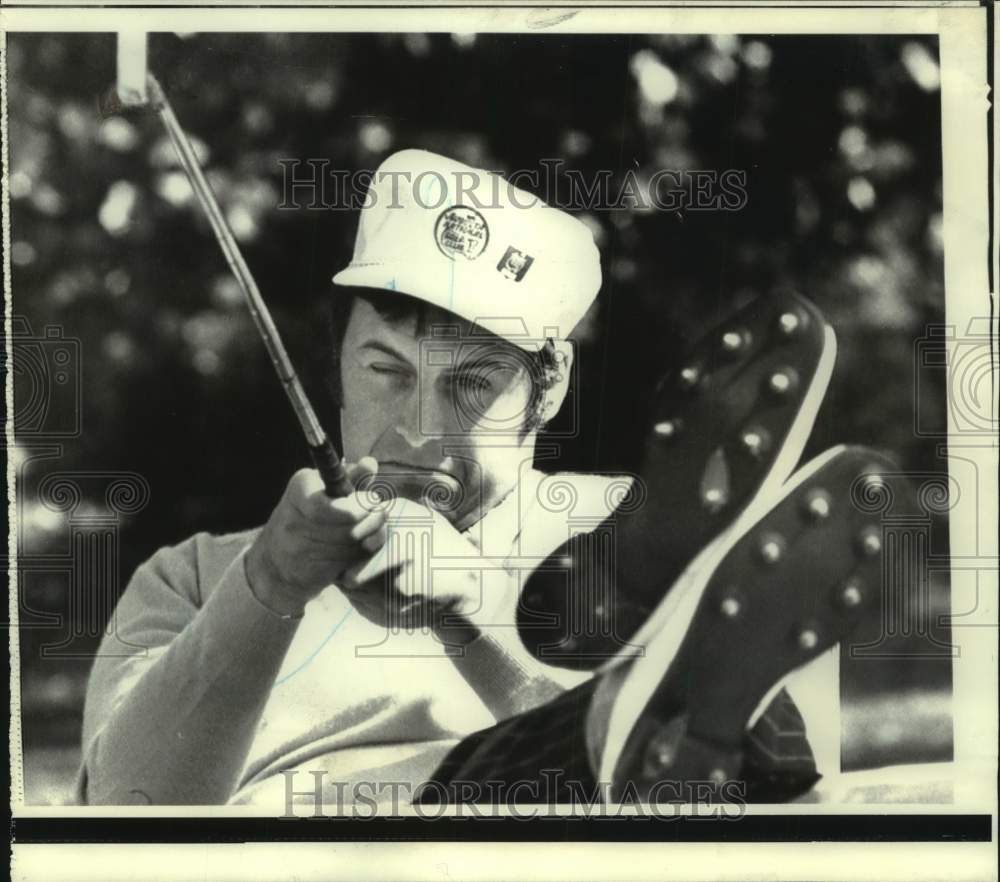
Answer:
[{"left": 339, "top": 297, "right": 537, "bottom": 529}]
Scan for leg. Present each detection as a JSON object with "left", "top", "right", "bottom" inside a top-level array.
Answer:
[{"left": 418, "top": 680, "right": 819, "bottom": 805}]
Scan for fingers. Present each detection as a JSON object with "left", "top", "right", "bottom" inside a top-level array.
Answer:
[
  {"left": 347, "top": 456, "right": 379, "bottom": 485},
  {"left": 287, "top": 467, "right": 327, "bottom": 500},
  {"left": 287, "top": 473, "right": 385, "bottom": 527},
  {"left": 360, "top": 529, "right": 387, "bottom": 555},
  {"left": 350, "top": 506, "right": 388, "bottom": 542}
]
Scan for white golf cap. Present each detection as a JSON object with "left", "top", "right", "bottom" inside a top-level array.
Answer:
[{"left": 332, "top": 149, "right": 602, "bottom": 350}]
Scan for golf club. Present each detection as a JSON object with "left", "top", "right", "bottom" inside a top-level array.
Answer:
[{"left": 105, "top": 31, "right": 354, "bottom": 499}]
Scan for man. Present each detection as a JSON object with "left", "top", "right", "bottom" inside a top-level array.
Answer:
[
  {"left": 77, "top": 149, "right": 624, "bottom": 806},
  {"left": 81, "top": 148, "right": 870, "bottom": 809}
]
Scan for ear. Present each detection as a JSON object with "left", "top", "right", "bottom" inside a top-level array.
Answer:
[{"left": 539, "top": 340, "right": 574, "bottom": 423}]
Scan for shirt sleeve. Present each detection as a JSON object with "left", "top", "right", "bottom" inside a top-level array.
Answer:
[
  {"left": 445, "top": 567, "right": 589, "bottom": 720},
  {"left": 76, "top": 532, "right": 303, "bottom": 805}
]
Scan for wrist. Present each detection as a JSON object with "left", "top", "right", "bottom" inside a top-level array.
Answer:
[{"left": 244, "top": 543, "right": 306, "bottom": 620}]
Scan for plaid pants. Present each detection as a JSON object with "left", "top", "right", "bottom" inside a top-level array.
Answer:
[{"left": 417, "top": 680, "right": 820, "bottom": 805}]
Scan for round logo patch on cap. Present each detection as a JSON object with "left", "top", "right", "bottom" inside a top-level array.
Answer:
[{"left": 434, "top": 206, "right": 489, "bottom": 261}]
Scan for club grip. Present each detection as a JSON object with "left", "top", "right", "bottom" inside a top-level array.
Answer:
[{"left": 309, "top": 439, "right": 354, "bottom": 498}]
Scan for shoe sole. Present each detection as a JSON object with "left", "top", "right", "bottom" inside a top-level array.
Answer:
[
  {"left": 600, "top": 445, "right": 913, "bottom": 799},
  {"left": 517, "top": 292, "right": 837, "bottom": 669}
]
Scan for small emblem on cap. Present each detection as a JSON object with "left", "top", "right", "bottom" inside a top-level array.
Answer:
[
  {"left": 497, "top": 246, "right": 534, "bottom": 282},
  {"left": 435, "top": 206, "right": 489, "bottom": 261}
]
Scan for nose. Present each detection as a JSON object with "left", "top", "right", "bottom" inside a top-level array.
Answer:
[{"left": 395, "top": 380, "right": 454, "bottom": 448}]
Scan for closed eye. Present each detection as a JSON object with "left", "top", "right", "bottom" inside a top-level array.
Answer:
[
  {"left": 367, "top": 362, "right": 415, "bottom": 389},
  {"left": 369, "top": 362, "right": 410, "bottom": 376}
]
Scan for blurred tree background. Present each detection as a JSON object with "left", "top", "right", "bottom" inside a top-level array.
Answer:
[{"left": 7, "top": 32, "right": 952, "bottom": 803}]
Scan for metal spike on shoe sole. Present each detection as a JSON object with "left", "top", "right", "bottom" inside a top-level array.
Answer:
[
  {"left": 517, "top": 292, "right": 838, "bottom": 670},
  {"left": 606, "top": 446, "right": 919, "bottom": 802}
]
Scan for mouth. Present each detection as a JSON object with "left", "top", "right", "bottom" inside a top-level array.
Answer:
[{"left": 364, "top": 461, "right": 466, "bottom": 514}]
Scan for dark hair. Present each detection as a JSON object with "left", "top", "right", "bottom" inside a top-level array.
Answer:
[{"left": 326, "top": 287, "right": 563, "bottom": 432}]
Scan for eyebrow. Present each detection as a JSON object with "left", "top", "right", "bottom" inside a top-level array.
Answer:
[
  {"left": 358, "top": 339, "right": 415, "bottom": 367},
  {"left": 359, "top": 339, "right": 524, "bottom": 379}
]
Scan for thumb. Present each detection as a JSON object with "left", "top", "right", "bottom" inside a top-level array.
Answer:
[{"left": 346, "top": 455, "right": 379, "bottom": 486}]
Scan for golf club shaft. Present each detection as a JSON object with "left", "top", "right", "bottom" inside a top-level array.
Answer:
[{"left": 145, "top": 74, "right": 353, "bottom": 498}]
